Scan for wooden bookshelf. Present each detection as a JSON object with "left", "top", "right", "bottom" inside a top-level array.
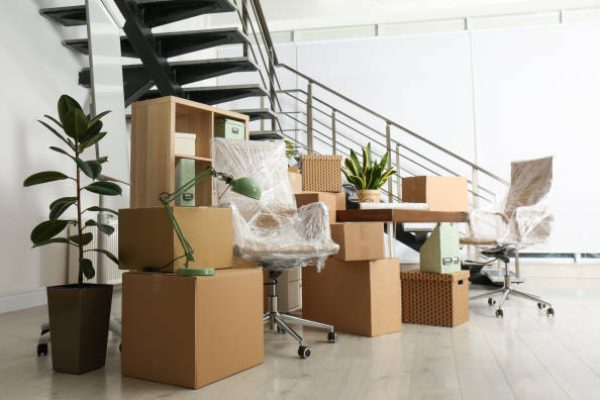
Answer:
[{"left": 130, "top": 96, "right": 249, "bottom": 207}]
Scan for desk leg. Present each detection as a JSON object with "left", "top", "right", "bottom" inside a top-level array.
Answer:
[{"left": 386, "top": 222, "right": 396, "bottom": 258}]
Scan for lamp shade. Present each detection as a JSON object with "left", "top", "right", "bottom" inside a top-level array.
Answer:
[{"left": 231, "top": 177, "right": 261, "bottom": 200}]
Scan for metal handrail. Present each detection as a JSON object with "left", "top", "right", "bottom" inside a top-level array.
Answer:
[{"left": 276, "top": 63, "right": 508, "bottom": 186}]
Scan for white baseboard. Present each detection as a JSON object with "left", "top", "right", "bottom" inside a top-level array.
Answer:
[{"left": 0, "top": 287, "right": 47, "bottom": 314}]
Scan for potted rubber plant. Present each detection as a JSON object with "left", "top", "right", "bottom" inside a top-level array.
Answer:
[
  {"left": 342, "top": 143, "right": 395, "bottom": 202},
  {"left": 23, "top": 95, "right": 122, "bottom": 374}
]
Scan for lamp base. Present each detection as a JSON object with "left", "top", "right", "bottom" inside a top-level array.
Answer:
[{"left": 177, "top": 268, "right": 216, "bottom": 277}]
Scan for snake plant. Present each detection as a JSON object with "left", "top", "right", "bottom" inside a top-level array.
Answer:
[
  {"left": 23, "top": 95, "right": 122, "bottom": 284},
  {"left": 342, "top": 143, "right": 395, "bottom": 190}
]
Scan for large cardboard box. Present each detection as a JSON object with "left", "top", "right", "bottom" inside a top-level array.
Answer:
[
  {"left": 402, "top": 176, "right": 468, "bottom": 212},
  {"left": 302, "top": 258, "right": 401, "bottom": 337},
  {"left": 330, "top": 222, "right": 385, "bottom": 261},
  {"left": 119, "top": 207, "right": 233, "bottom": 273},
  {"left": 295, "top": 192, "right": 338, "bottom": 224},
  {"left": 400, "top": 270, "right": 469, "bottom": 327},
  {"left": 122, "top": 269, "right": 264, "bottom": 389}
]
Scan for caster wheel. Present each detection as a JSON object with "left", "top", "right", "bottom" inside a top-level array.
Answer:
[
  {"left": 119, "top": 343, "right": 122, "bottom": 352},
  {"left": 537, "top": 302, "right": 546, "bottom": 309},
  {"left": 546, "top": 308, "right": 555, "bottom": 317},
  {"left": 495, "top": 309, "right": 504, "bottom": 319},
  {"left": 41, "top": 328, "right": 50, "bottom": 335},
  {"left": 298, "top": 346, "right": 311, "bottom": 359},
  {"left": 37, "top": 343, "right": 48, "bottom": 357},
  {"left": 327, "top": 331, "right": 337, "bottom": 343},
  {"left": 488, "top": 298, "right": 497, "bottom": 306}
]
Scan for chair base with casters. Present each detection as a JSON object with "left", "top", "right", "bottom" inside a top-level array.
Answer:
[
  {"left": 469, "top": 246, "right": 555, "bottom": 318},
  {"left": 263, "top": 268, "right": 336, "bottom": 359}
]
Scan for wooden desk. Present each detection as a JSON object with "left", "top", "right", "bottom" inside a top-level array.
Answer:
[
  {"left": 336, "top": 209, "right": 469, "bottom": 257},
  {"left": 336, "top": 209, "right": 469, "bottom": 224}
]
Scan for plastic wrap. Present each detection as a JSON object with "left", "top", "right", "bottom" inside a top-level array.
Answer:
[
  {"left": 212, "top": 138, "right": 339, "bottom": 270},
  {"left": 468, "top": 156, "right": 553, "bottom": 246}
]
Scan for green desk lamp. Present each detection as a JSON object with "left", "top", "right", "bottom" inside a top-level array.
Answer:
[{"left": 159, "top": 166, "right": 261, "bottom": 277}]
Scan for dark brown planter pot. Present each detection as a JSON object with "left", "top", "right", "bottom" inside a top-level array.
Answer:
[{"left": 47, "top": 283, "right": 113, "bottom": 374}]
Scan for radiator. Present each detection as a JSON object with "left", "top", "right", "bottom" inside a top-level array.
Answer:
[{"left": 68, "top": 214, "right": 123, "bottom": 285}]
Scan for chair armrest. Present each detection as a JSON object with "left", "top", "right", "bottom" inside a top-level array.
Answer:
[
  {"left": 513, "top": 205, "right": 553, "bottom": 244},
  {"left": 467, "top": 208, "right": 508, "bottom": 242},
  {"left": 297, "top": 202, "right": 331, "bottom": 241}
]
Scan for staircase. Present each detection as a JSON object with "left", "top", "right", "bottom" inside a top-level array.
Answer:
[{"left": 40, "top": 0, "right": 509, "bottom": 251}]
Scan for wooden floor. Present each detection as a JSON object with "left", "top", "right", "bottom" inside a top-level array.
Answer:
[{"left": 2, "top": 265, "right": 600, "bottom": 400}]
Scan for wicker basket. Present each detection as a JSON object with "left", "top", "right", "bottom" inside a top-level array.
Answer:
[
  {"left": 301, "top": 154, "right": 342, "bottom": 192},
  {"left": 400, "top": 270, "right": 470, "bottom": 327}
]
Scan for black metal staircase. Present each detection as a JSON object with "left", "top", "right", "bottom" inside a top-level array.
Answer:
[{"left": 41, "top": 0, "right": 274, "bottom": 122}]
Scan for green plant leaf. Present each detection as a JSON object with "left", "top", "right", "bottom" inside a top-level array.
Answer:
[
  {"left": 58, "top": 95, "right": 82, "bottom": 127},
  {"left": 38, "top": 120, "right": 75, "bottom": 151},
  {"left": 79, "top": 131, "right": 107, "bottom": 152},
  {"left": 85, "top": 248, "right": 119, "bottom": 265},
  {"left": 344, "top": 156, "right": 359, "bottom": 177},
  {"left": 80, "top": 258, "right": 95, "bottom": 280},
  {"left": 44, "top": 114, "right": 63, "bottom": 129},
  {"left": 23, "top": 171, "right": 69, "bottom": 187},
  {"left": 63, "top": 108, "right": 88, "bottom": 141},
  {"left": 85, "top": 206, "right": 118, "bottom": 216},
  {"left": 96, "top": 156, "right": 108, "bottom": 164},
  {"left": 81, "top": 119, "right": 102, "bottom": 143},
  {"left": 85, "top": 219, "right": 115, "bottom": 235},
  {"left": 31, "top": 220, "right": 70, "bottom": 244},
  {"left": 49, "top": 146, "right": 75, "bottom": 162},
  {"left": 32, "top": 237, "right": 76, "bottom": 248},
  {"left": 362, "top": 143, "right": 372, "bottom": 170},
  {"left": 84, "top": 181, "right": 122, "bottom": 196},
  {"left": 378, "top": 169, "right": 396, "bottom": 189},
  {"left": 49, "top": 198, "right": 77, "bottom": 220},
  {"left": 69, "top": 232, "right": 93, "bottom": 246},
  {"left": 87, "top": 111, "right": 110, "bottom": 130},
  {"left": 379, "top": 151, "right": 389, "bottom": 171}
]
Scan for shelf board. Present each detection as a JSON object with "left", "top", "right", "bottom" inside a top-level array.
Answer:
[{"left": 175, "top": 154, "right": 212, "bottom": 162}]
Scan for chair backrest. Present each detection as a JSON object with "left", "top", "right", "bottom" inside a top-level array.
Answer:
[
  {"left": 212, "top": 138, "right": 296, "bottom": 217},
  {"left": 502, "top": 156, "right": 553, "bottom": 243}
]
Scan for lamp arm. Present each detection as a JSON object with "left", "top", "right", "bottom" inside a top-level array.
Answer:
[{"left": 158, "top": 166, "right": 217, "bottom": 268}]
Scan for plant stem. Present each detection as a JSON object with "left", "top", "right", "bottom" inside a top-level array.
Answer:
[{"left": 75, "top": 152, "right": 83, "bottom": 285}]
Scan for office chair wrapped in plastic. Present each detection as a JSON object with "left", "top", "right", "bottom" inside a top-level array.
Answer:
[
  {"left": 462, "top": 156, "right": 554, "bottom": 318},
  {"left": 212, "top": 138, "right": 340, "bottom": 358}
]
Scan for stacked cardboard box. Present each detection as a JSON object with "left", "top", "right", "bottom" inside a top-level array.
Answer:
[{"left": 118, "top": 206, "right": 264, "bottom": 388}]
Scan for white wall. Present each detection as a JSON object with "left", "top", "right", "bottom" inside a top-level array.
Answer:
[
  {"left": 271, "top": 21, "right": 600, "bottom": 255},
  {"left": 0, "top": 1, "right": 88, "bottom": 311}
]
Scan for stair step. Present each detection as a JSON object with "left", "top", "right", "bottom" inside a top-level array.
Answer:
[
  {"left": 139, "top": 84, "right": 268, "bottom": 105},
  {"left": 79, "top": 57, "right": 257, "bottom": 88},
  {"left": 249, "top": 130, "right": 284, "bottom": 140},
  {"left": 233, "top": 109, "right": 278, "bottom": 121},
  {"left": 40, "top": 0, "right": 236, "bottom": 28},
  {"left": 64, "top": 28, "right": 248, "bottom": 58}
]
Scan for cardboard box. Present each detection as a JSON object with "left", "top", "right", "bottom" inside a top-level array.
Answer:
[
  {"left": 119, "top": 207, "right": 233, "bottom": 273},
  {"left": 402, "top": 176, "right": 468, "bottom": 212},
  {"left": 295, "top": 192, "right": 338, "bottom": 224},
  {"left": 400, "top": 270, "right": 470, "bottom": 327},
  {"left": 288, "top": 172, "right": 303, "bottom": 194},
  {"left": 301, "top": 154, "right": 342, "bottom": 192},
  {"left": 302, "top": 258, "right": 401, "bottom": 337},
  {"left": 334, "top": 191, "right": 346, "bottom": 211},
  {"left": 122, "top": 269, "right": 264, "bottom": 389},
  {"left": 330, "top": 222, "right": 385, "bottom": 261}
]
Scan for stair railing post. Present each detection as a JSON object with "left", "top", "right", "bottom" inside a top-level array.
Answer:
[
  {"left": 307, "top": 81, "right": 314, "bottom": 153},
  {"left": 331, "top": 109, "right": 337, "bottom": 154},
  {"left": 386, "top": 122, "right": 393, "bottom": 202},
  {"left": 472, "top": 166, "right": 480, "bottom": 209},
  {"left": 396, "top": 142, "right": 401, "bottom": 201},
  {"left": 268, "top": 47, "right": 276, "bottom": 131},
  {"left": 241, "top": 0, "right": 249, "bottom": 58}
]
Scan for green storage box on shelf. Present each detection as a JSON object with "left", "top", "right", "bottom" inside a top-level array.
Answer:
[
  {"left": 215, "top": 118, "right": 245, "bottom": 140},
  {"left": 419, "top": 223, "right": 461, "bottom": 274},
  {"left": 175, "top": 159, "right": 196, "bottom": 206}
]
